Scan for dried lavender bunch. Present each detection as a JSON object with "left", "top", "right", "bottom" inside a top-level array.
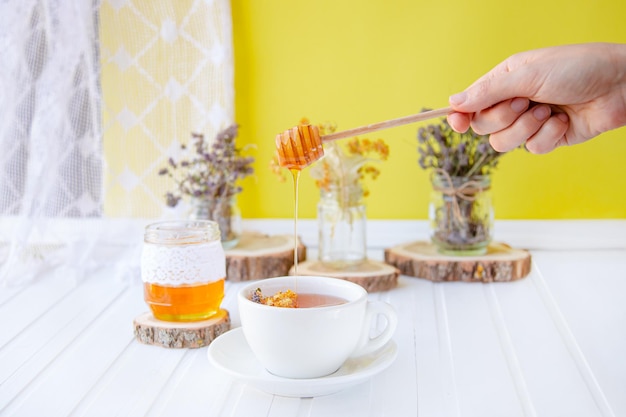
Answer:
[
  {"left": 159, "top": 124, "right": 254, "bottom": 207},
  {"left": 416, "top": 115, "right": 511, "bottom": 254},
  {"left": 416, "top": 115, "right": 502, "bottom": 177},
  {"left": 251, "top": 288, "right": 263, "bottom": 304}
]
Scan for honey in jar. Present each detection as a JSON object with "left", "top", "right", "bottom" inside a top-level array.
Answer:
[{"left": 141, "top": 220, "right": 226, "bottom": 322}]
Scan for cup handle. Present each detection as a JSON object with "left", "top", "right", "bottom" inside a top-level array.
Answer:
[{"left": 352, "top": 300, "right": 398, "bottom": 357}]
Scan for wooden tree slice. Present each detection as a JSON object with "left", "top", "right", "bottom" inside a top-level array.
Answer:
[
  {"left": 289, "top": 259, "right": 399, "bottom": 292},
  {"left": 384, "top": 241, "right": 531, "bottom": 283},
  {"left": 133, "top": 309, "right": 230, "bottom": 349},
  {"left": 225, "top": 231, "right": 306, "bottom": 281}
]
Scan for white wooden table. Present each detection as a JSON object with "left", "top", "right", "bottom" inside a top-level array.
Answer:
[{"left": 1, "top": 220, "right": 625, "bottom": 417}]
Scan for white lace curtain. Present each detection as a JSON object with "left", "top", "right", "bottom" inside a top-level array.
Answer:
[{"left": 0, "top": 0, "right": 235, "bottom": 285}]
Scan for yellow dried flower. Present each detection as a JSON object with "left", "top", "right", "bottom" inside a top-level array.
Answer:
[{"left": 251, "top": 288, "right": 298, "bottom": 308}]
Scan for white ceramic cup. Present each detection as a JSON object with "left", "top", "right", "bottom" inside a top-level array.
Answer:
[{"left": 238, "top": 275, "right": 398, "bottom": 379}]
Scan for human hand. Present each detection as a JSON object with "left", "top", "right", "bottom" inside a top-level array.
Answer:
[{"left": 447, "top": 43, "right": 626, "bottom": 154}]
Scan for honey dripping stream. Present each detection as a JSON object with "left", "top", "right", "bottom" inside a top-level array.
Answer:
[{"left": 290, "top": 169, "right": 300, "bottom": 295}]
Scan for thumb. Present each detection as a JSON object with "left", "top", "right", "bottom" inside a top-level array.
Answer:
[{"left": 449, "top": 62, "right": 535, "bottom": 113}]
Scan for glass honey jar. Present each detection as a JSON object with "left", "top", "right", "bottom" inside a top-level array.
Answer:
[{"left": 141, "top": 220, "right": 225, "bottom": 322}]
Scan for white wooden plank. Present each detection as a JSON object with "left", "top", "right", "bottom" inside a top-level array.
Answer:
[
  {"left": 0, "top": 272, "right": 76, "bottom": 349},
  {"left": 226, "top": 384, "right": 274, "bottom": 417},
  {"left": 530, "top": 250, "right": 626, "bottom": 417},
  {"left": 0, "top": 271, "right": 125, "bottom": 371},
  {"left": 0, "top": 283, "right": 29, "bottom": 307},
  {"left": 0, "top": 275, "right": 127, "bottom": 407},
  {"left": 1, "top": 284, "right": 146, "bottom": 417},
  {"left": 440, "top": 281, "right": 525, "bottom": 417},
  {"left": 365, "top": 285, "right": 419, "bottom": 417},
  {"left": 481, "top": 283, "right": 537, "bottom": 417},
  {"left": 401, "top": 277, "right": 454, "bottom": 417},
  {"left": 266, "top": 396, "right": 305, "bottom": 417},
  {"left": 366, "top": 355, "right": 415, "bottom": 416},
  {"left": 308, "top": 382, "right": 372, "bottom": 417},
  {"left": 209, "top": 381, "right": 247, "bottom": 417},
  {"left": 489, "top": 264, "right": 607, "bottom": 417},
  {"left": 145, "top": 347, "right": 236, "bottom": 416},
  {"left": 68, "top": 342, "right": 187, "bottom": 416}
]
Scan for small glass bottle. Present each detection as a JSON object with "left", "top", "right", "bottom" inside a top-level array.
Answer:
[
  {"left": 429, "top": 173, "right": 493, "bottom": 255},
  {"left": 141, "top": 220, "right": 226, "bottom": 322},
  {"left": 317, "top": 183, "right": 367, "bottom": 268}
]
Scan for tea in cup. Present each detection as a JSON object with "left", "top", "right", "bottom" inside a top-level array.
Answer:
[{"left": 238, "top": 275, "right": 398, "bottom": 379}]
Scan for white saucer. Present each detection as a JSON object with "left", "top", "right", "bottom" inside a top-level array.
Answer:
[{"left": 207, "top": 327, "right": 398, "bottom": 398}]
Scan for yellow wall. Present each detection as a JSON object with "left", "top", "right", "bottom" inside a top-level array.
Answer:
[{"left": 232, "top": 0, "right": 626, "bottom": 219}]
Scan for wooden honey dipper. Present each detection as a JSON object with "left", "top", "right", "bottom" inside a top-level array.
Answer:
[{"left": 275, "top": 106, "right": 452, "bottom": 170}]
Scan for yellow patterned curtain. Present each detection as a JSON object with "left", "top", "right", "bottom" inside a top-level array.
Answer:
[{"left": 100, "top": 0, "right": 234, "bottom": 218}]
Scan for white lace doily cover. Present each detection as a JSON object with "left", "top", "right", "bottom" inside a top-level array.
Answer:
[{"left": 141, "top": 241, "right": 226, "bottom": 286}]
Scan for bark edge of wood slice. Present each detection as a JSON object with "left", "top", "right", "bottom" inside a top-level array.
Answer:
[
  {"left": 225, "top": 231, "right": 306, "bottom": 282},
  {"left": 289, "top": 259, "right": 399, "bottom": 292},
  {"left": 384, "top": 241, "right": 531, "bottom": 282},
  {"left": 133, "top": 309, "right": 231, "bottom": 349}
]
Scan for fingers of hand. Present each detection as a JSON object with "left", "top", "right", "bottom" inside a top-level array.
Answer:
[
  {"left": 470, "top": 98, "right": 530, "bottom": 135},
  {"left": 525, "top": 113, "right": 570, "bottom": 154},
  {"left": 488, "top": 104, "right": 554, "bottom": 152},
  {"left": 447, "top": 112, "right": 471, "bottom": 133},
  {"left": 447, "top": 100, "right": 570, "bottom": 154}
]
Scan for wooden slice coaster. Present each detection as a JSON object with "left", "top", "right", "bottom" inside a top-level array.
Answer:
[
  {"left": 133, "top": 309, "right": 230, "bottom": 349},
  {"left": 225, "top": 231, "right": 306, "bottom": 281},
  {"left": 289, "top": 259, "right": 399, "bottom": 292},
  {"left": 384, "top": 241, "right": 531, "bottom": 282}
]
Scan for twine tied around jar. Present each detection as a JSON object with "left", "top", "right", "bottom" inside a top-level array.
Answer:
[{"left": 431, "top": 169, "right": 488, "bottom": 225}]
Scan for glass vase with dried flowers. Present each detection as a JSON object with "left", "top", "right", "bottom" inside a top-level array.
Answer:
[
  {"left": 159, "top": 124, "right": 254, "bottom": 249},
  {"left": 305, "top": 119, "right": 390, "bottom": 268},
  {"left": 417, "top": 116, "right": 507, "bottom": 255}
]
